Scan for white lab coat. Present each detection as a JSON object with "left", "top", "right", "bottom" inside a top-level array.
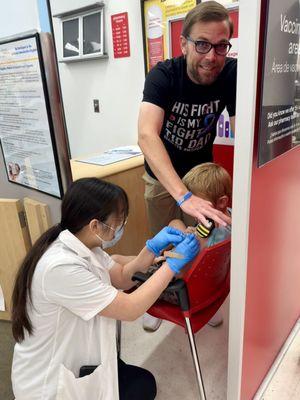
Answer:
[{"left": 12, "top": 230, "right": 119, "bottom": 400}]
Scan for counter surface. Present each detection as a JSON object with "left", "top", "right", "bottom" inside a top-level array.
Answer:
[{"left": 71, "top": 155, "right": 144, "bottom": 180}]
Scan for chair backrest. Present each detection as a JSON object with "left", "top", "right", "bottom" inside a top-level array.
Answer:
[{"left": 183, "top": 239, "right": 231, "bottom": 314}]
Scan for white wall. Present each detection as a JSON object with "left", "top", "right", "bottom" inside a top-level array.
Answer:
[
  {"left": 50, "top": 0, "right": 146, "bottom": 158},
  {"left": 0, "top": 0, "right": 145, "bottom": 219},
  {"left": 0, "top": 0, "right": 40, "bottom": 38}
]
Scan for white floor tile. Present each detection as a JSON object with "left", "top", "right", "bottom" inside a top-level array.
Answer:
[
  {"left": 262, "top": 321, "right": 300, "bottom": 400},
  {"left": 121, "top": 298, "right": 229, "bottom": 400}
]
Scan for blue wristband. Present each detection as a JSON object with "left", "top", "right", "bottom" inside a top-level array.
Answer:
[{"left": 176, "top": 191, "right": 192, "bottom": 206}]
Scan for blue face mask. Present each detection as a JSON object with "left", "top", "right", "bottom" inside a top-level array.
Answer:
[{"left": 96, "top": 225, "right": 124, "bottom": 249}]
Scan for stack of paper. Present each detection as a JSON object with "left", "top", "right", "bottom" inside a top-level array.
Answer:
[{"left": 77, "top": 145, "right": 142, "bottom": 166}]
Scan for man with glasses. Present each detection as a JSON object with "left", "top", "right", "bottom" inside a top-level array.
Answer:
[
  {"left": 138, "top": 0, "right": 236, "bottom": 332},
  {"left": 138, "top": 1, "right": 236, "bottom": 236}
]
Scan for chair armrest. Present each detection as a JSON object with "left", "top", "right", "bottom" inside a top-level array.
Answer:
[
  {"left": 132, "top": 272, "right": 190, "bottom": 311},
  {"left": 132, "top": 271, "right": 153, "bottom": 283}
]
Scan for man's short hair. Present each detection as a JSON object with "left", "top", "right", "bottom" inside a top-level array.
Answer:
[
  {"left": 183, "top": 162, "right": 232, "bottom": 205},
  {"left": 182, "top": 1, "right": 234, "bottom": 39}
]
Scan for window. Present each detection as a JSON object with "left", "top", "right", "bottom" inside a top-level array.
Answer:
[
  {"left": 83, "top": 12, "right": 102, "bottom": 55},
  {"left": 60, "top": 6, "right": 105, "bottom": 61},
  {"left": 63, "top": 18, "right": 79, "bottom": 58}
]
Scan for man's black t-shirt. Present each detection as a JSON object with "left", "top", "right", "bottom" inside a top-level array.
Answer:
[{"left": 142, "top": 56, "right": 237, "bottom": 179}]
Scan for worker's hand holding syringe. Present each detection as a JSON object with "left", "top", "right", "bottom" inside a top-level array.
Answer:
[{"left": 146, "top": 227, "right": 200, "bottom": 274}]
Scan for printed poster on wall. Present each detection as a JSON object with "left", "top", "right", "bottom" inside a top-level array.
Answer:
[
  {"left": 143, "top": 0, "right": 197, "bottom": 71},
  {"left": 258, "top": 0, "right": 300, "bottom": 166},
  {"left": 0, "top": 35, "right": 62, "bottom": 197}
]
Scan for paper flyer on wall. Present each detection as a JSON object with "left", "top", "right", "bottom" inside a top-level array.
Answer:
[
  {"left": 0, "top": 284, "right": 5, "bottom": 311},
  {"left": 76, "top": 145, "right": 142, "bottom": 166},
  {"left": 0, "top": 35, "right": 61, "bottom": 197}
]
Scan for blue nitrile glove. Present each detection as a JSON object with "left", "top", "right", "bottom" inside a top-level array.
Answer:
[
  {"left": 166, "top": 234, "right": 200, "bottom": 274},
  {"left": 146, "top": 226, "right": 185, "bottom": 257}
]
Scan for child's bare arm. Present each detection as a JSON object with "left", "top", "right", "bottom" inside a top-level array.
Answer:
[
  {"left": 169, "top": 219, "right": 187, "bottom": 232},
  {"left": 185, "top": 226, "right": 196, "bottom": 234}
]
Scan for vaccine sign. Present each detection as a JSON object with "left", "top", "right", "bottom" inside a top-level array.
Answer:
[{"left": 258, "top": 0, "right": 300, "bottom": 166}]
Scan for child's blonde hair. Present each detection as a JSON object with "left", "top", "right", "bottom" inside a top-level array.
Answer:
[{"left": 182, "top": 163, "right": 232, "bottom": 206}]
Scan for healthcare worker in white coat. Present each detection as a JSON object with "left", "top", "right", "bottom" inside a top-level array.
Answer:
[{"left": 11, "top": 177, "right": 199, "bottom": 400}]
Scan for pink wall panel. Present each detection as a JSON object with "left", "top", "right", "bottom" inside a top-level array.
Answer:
[{"left": 241, "top": 145, "right": 300, "bottom": 399}]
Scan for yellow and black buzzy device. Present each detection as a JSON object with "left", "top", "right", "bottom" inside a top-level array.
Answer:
[{"left": 195, "top": 219, "right": 215, "bottom": 238}]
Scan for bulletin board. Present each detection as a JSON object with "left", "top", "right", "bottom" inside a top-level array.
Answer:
[{"left": 0, "top": 32, "right": 68, "bottom": 198}]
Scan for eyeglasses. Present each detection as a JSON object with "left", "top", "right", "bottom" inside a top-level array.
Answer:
[
  {"left": 100, "top": 218, "right": 128, "bottom": 233},
  {"left": 186, "top": 37, "right": 232, "bottom": 56}
]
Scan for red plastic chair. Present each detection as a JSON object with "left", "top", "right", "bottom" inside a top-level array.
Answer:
[{"left": 131, "top": 238, "right": 231, "bottom": 400}]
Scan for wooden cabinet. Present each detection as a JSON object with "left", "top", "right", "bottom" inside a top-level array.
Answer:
[{"left": 0, "top": 200, "right": 31, "bottom": 320}]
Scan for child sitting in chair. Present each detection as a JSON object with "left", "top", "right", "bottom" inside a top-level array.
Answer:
[
  {"left": 143, "top": 162, "right": 232, "bottom": 331},
  {"left": 171, "top": 162, "right": 231, "bottom": 261}
]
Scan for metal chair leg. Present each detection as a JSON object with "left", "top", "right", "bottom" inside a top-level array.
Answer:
[
  {"left": 184, "top": 317, "right": 207, "bottom": 400},
  {"left": 117, "top": 320, "right": 122, "bottom": 358}
]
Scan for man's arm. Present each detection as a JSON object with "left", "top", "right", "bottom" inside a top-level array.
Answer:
[
  {"left": 138, "top": 101, "right": 188, "bottom": 200},
  {"left": 138, "top": 102, "right": 230, "bottom": 226}
]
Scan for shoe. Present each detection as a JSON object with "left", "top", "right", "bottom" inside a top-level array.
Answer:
[
  {"left": 142, "top": 313, "right": 162, "bottom": 332},
  {"left": 207, "top": 309, "right": 223, "bottom": 327}
]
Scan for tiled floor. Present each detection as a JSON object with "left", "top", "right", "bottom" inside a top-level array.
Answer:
[
  {"left": 121, "top": 299, "right": 229, "bottom": 400},
  {"left": 1, "top": 305, "right": 229, "bottom": 400},
  {"left": 262, "top": 320, "right": 300, "bottom": 400},
  {"left": 122, "top": 302, "right": 300, "bottom": 400},
  {"left": 1, "top": 306, "right": 299, "bottom": 400}
]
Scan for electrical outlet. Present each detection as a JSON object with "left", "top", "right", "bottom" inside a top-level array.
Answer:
[{"left": 93, "top": 99, "right": 100, "bottom": 113}]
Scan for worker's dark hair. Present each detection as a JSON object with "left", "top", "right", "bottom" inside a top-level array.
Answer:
[
  {"left": 12, "top": 178, "right": 129, "bottom": 342},
  {"left": 182, "top": 1, "right": 234, "bottom": 39}
]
